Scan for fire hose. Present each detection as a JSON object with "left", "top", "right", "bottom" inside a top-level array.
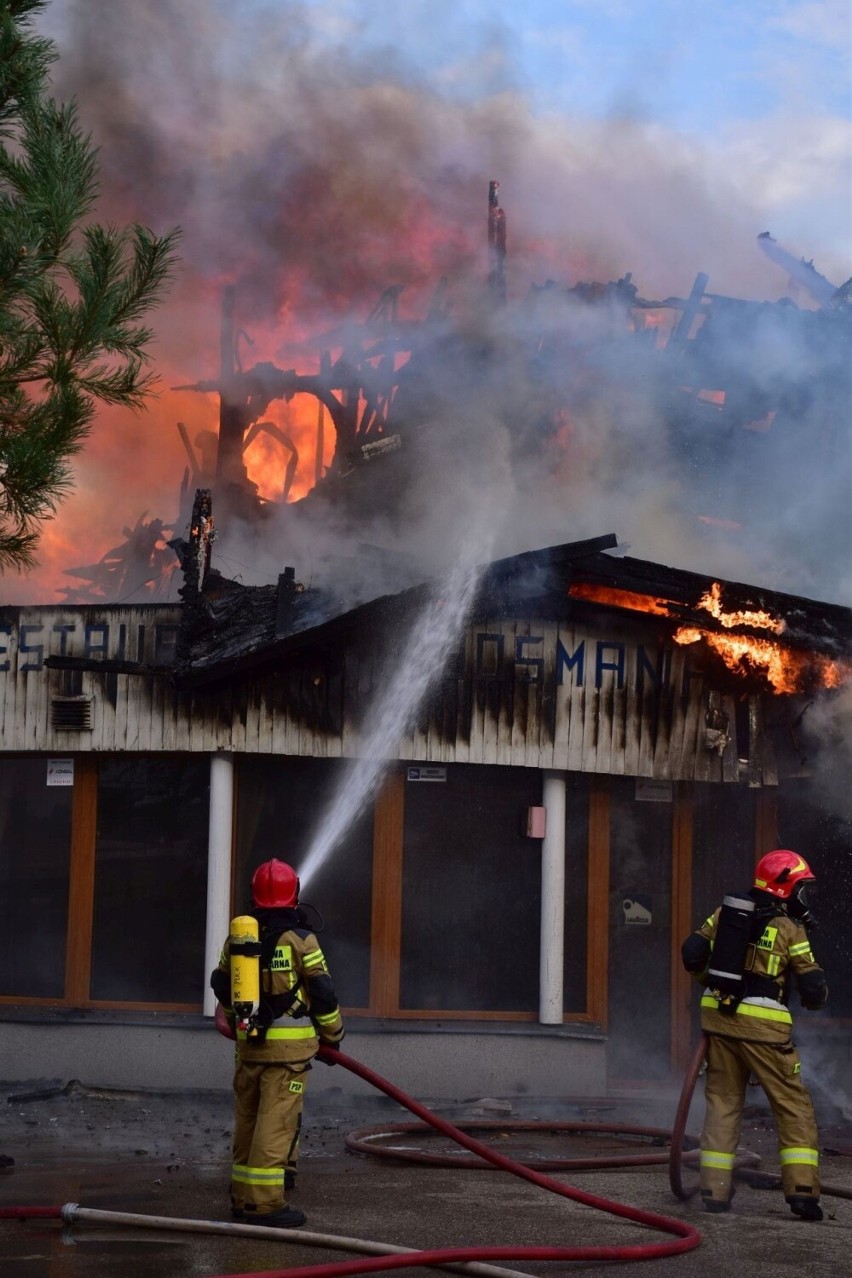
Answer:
[
  {"left": 668, "top": 1033, "right": 852, "bottom": 1204},
  {"left": 5, "top": 1041, "right": 849, "bottom": 1274},
  {"left": 2, "top": 1043, "right": 703, "bottom": 1276}
]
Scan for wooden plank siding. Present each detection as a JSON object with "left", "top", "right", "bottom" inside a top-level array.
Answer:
[{"left": 0, "top": 605, "right": 782, "bottom": 786}]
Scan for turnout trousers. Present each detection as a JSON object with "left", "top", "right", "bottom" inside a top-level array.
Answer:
[
  {"left": 230, "top": 1059, "right": 310, "bottom": 1216},
  {"left": 700, "top": 1033, "right": 820, "bottom": 1205}
]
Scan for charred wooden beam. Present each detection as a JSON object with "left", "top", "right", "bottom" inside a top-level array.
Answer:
[{"left": 44, "top": 655, "right": 173, "bottom": 677}]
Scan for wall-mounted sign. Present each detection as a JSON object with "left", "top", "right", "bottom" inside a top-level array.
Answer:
[
  {"left": 635, "top": 778, "right": 673, "bottom": 803},
  {"left": 622, "top": 895, "right": 652, "bottom": 926},
  {"left": 407, "top": 766, "right": 447, "bottom": 782},
  {"left": 47, "top": 758, "right": 74, "bottom": 786}
]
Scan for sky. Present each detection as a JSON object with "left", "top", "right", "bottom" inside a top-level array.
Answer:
[
  {"left": 5, "top": 0, "right": 851, "bottom": 606},
  {"left": 218, "top": 0, "right": 852, "bottom": 268}
]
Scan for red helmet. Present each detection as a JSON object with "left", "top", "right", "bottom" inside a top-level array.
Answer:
[
  {"left": 251, "top": 859, "right": 299, "bottom": 908},
  {"left": 753, "top": 850, "right": 815, "bottom": 900}
]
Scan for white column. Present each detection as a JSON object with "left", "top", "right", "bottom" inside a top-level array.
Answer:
[
  {"left": 539, "top": 770, "right": 567, "bottom": 1025},
  {"left": 203, "top": 752, "right": 234, "bottom": 1017}
]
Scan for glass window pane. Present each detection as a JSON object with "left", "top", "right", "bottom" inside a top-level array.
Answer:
[
  {"left": 691, "top": 783, "right": 756, "bottom": 913},
  {"left": 235, "top": 757, "right": 373, "bottom": 1008},
  {"left": 0, "top": 759, "right": 72, "bottom": 998},
  {"left": 400, "top": 764, "right": 542, "bottom": 1012},
  {"left": 90, "top": 758, "right": 209, "bottom": 1003},
  {"left": 607, "top": 778, "right": 672, "bottom": 1080}
]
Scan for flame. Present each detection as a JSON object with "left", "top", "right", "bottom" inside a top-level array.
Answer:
[
  {"left": 674, "top": 627, "right": 847, "bottom": 695},
  {"left": 693, "top": 581, "right": 785, "bottom": 634},
  {"left": 696, "top": 389, "right": 726, "bottom": 405},
  {"left": 568, "top": 583, "right": 674, "bottom": 615},
  {"left": 569, "top": 580, "right": 848, "bottom": 695}
]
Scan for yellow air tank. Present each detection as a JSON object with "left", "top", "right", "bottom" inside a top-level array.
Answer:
[{"left": 229, "top": 915, "right": 262, "bottom": 1035}]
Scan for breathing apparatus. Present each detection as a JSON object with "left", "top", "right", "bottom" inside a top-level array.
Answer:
[
  {"left": 706, "top": 895, "right": 756, "bottom": 1014},
  {"left": 706, "top": 850, "right": 818, "bottom": 1015},
  {"left": 228, "top": 915, "right": 263, "bottom": 1037},
  {"left": 227, "top": 858, "right": 323, "bottom": 1039}
]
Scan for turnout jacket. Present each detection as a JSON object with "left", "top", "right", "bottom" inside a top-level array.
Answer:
[
  {"left": 682, "top": 894, "right": 827, "bottom": 1043},
  {"left": 212, "top": 907, "right": 345, "bottom": 1064}
]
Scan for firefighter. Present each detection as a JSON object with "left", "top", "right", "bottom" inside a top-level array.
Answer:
[
  {"left": 681, "top": 849, "right": 827, "bottom": 1220},
  {"left": 211, "top": 858, "right": 344, "bottom": 1229}
]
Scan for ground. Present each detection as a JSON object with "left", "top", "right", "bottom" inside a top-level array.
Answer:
[{"left": 1, "top": 1072, "right": 851, "bottom": 1277}]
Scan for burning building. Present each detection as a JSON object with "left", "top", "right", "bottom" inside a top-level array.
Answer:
[
  {"left": 52, "top": 182, "right": 851, "bottom": 616},
  {"left": 1, "top": 165, "right": 851, "bottom": 1100},
  {"left": 1, "top": 503, "right": 850, "bottom": 1098}
]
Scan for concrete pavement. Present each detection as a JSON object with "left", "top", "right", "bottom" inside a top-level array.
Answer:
[{"left": 1, "top": 1075, "right": 850, "bottom": 1277}]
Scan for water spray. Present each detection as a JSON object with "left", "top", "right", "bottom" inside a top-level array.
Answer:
[{"left": 297, "top": 537, "right": 490, "bottom": 889}]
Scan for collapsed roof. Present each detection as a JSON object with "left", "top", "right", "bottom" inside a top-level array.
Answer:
[{"left": 171, "top": 514, "right": 852, "bottom": 695}]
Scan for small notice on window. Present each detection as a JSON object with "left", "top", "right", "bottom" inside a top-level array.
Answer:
[
  {"left": 407, "top": 766, "right": 447, "bottom": 782},
  {"left": 47, "top": 758, "right": 74, "bottom": 786},
  {"left": 623, "top": 896, "right": 652, "bottom": 926}
]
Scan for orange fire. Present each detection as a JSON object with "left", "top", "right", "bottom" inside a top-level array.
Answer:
[
  {"left": 568, "top": 583, "right": 674, "bottom": 615},
  {"left": 691, "top": 581, "right": 785, "bottom": 634},
  {"left": 569, "top": 580, "right": 848, "bottom": 695},
  {"left": 673, "top": 627, "right": 846, "bottom": 695}
]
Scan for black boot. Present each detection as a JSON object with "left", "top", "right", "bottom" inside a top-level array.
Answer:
[
  {"left": 703, "top": 1199, "right": 731, "bottom": 1214},
  {"left": 244, "top": 1205, "right": 306, "bottom": 1228},
  {"left": 789, "top": 1196, "right": 823, "bottom": 1221}
]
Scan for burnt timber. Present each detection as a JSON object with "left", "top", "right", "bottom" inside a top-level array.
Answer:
[{"left": 169, "top": 536, "right": 852, "bottom": 689}]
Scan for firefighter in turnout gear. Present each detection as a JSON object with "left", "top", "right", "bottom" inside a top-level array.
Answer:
[
  {"left": 682, "top": 850, "right": 827, "bottom": 1220},
  {"left": 210, "top": 859, "right": 344, "bottom": 1229}
]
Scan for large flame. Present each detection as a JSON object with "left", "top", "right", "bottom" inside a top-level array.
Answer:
[
  {"left": 673, "top": 626, "right": 845, "bottom": 695},
  {"left": 690, "top": 581, "right": 785, "bottom": 634},
  {"left": 568, "top": 580, "right": 848, "bottom": 694}
]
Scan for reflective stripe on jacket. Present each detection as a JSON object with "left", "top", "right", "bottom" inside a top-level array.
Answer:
[{"left": 689, "top": 906, "right": 825, "bottom": 1042}]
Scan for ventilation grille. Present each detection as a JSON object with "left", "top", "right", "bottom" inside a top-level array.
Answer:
[{"left": 51, "top": 697, "right": 93, "bottom": 731}]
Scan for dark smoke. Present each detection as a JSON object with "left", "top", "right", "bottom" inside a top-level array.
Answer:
[{"left": 11, "top": 0, "right": 848, "bottom": 613}]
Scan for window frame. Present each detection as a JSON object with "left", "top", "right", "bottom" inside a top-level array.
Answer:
[
  {"left": 353, "top": 765, "right": 607, "bottom": 1024},
  {"left": 0, "top": 753, "right": 206, "bottom": 1013}
]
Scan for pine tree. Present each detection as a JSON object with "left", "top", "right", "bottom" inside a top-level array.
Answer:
[{"left": 0, "top": 0, "right": 180, "bottom": 571}]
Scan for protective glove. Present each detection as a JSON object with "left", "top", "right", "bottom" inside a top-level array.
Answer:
[
  {"left": 247, "top": 1001, "right": 274, "bottom": 1042},
  {"left": 209, "top": 968, "right": 231, "bottom": 1008},
  {"left": 316, "top": 1040, "right": 342, "bottom": 1065}
]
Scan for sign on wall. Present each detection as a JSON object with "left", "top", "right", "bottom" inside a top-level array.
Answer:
[
  {"left": 635, "top": 778, "right": 674, "bottom": 802},
  {"left": 46, "top": 758, "right": 74, "bottom": 786}
]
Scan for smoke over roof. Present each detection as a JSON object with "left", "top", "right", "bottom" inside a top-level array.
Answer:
[{"left": 11, "top": 0, "right": 849, "bottom": 609}]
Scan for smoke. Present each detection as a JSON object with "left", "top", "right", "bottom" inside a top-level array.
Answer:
[{"left": 6, "top": 0, "right": 846, "bottom": 612}]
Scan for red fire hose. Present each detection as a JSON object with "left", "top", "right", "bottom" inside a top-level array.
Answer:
[
  {"left": 2, "top": 1042, "right": 702, "bottom": 1274},
  {"left": 5, "top": 1036, "right": 849, "bottom": 1275},
  {"left": 199, "top": 1044, "right": 702, "bottom": 1277},
  {"left": 668, "top": 1033, "right": 710, "bottom": 1199}
]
